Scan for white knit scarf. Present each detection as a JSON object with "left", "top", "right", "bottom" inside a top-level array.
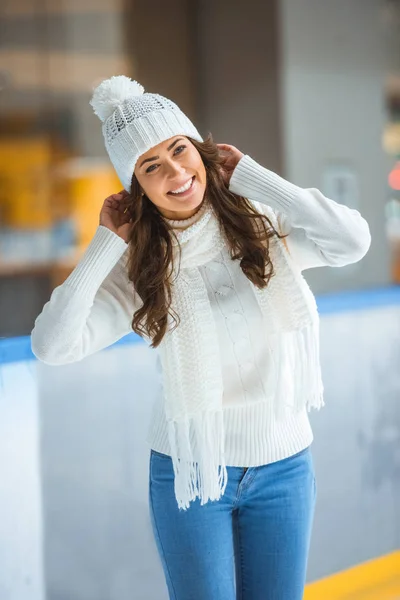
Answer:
[{"left": 157, "top": 199, "right": 324, "bottom": 510}]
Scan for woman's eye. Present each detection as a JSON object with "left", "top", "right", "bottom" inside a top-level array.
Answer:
[
  {"left": 174, "top": 145, "right": 186, "bottom": 155},
  {"left": 146, "top": 164, "right": 158, "bottom": 173}
]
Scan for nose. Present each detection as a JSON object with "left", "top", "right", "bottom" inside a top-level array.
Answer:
[{"left": 165, "top": 157, "right": 185, "bottom": 178}]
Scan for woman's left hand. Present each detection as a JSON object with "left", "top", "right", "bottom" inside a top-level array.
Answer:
[{"left": 217, "top": 143, "right": 244, "bottom": 185}]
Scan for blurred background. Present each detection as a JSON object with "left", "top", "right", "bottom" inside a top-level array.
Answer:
[{"left": 0, "top": 0, "right": 399, "bottom": 599}]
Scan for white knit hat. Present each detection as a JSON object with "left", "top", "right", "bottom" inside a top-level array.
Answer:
[{"left": 90, "top": 75, "right": 203, "bottom": 192}]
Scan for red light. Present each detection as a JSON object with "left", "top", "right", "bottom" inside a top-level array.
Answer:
[{"left": 389, "top": 163, "right": 400, "bottom": 190}]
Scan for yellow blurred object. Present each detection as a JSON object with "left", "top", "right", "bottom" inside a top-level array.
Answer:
[
  {"left": 59, "top": 158, "right": 122, "bottom": 253},
  {"left": 382, "top": 122, "right": 400, "bottom": 155},
  {"left": 304, "top": 550, "right": 400, "bottom": 599},
  {"left": 0, "top": 137, "right": 52, "bottom": 228}
]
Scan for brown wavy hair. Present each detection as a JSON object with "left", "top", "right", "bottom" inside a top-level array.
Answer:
[{"left": 125, "top": 135, "right": 286, "bottom": 348}]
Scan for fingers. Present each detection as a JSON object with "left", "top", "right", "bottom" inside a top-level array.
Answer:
[
  {"left": 103, "top": 190, "right": 133, "bottom": 217},
  {"left": 108, "top": 191, "right": 131, "bottom": 206},
  {"left": 217, "top": 143, "right": 242, "bottom": 156},
  {"left": 104, "top": 192, "right": 125, "bottom": 205},
  {"left": 113, "top": 190, "right": 129, "bottom": 200},
  {"left": 216, "top": 145, "right": 235, "bottom": 162},
  {"left": 216, "top": 143, "right": 233, "bottom": 152}
]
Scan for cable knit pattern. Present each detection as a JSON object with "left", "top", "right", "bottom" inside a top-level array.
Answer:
[
  {"left": 203, "top": 252, "right": 263, "bottom": 403},
  {"left": 31, "top": 155, "right": 371, "bottom": 510}
]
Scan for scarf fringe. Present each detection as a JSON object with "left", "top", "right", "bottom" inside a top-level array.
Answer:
[
  {"left": 270, "top": 321, "right": 325, "bottom": 420},
  {"left": 167, "top": 410, "right": 228, "bottom": 511}
]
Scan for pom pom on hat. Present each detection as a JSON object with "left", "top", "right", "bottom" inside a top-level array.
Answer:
[{"left": 90, "top": 75, "right": 145, "bottom": 122}]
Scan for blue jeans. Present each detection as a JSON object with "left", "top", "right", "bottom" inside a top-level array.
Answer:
[{"left": 149, "top": 446, "right": 316, "bottom": 600}]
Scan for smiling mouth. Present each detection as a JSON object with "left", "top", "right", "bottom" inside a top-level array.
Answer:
[{"left": 168, "top": 177, "right": 195, "bottom": 195}]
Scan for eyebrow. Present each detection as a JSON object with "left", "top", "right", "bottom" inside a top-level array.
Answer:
[{"left": 139, "top": 138, "right": 184, "bottom": 168}]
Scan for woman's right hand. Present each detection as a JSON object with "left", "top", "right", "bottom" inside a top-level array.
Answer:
[{"left": 99, "top": 190, "right": 133, "bottom": 243}]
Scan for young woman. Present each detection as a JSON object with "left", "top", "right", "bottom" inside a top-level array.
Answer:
[{"left": 31, "top": 76, "right": 371, "bottom": 599}]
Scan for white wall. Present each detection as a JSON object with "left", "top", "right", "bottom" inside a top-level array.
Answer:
[{"left": 279, "top": 0, "right": 391, "bottom": 293}]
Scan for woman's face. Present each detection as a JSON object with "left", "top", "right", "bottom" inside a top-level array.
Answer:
[{"left": 134, "top": 136, "right": 207, "bottom": 220}]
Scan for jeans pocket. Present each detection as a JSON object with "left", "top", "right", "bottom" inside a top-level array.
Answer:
[
  {"left": 150, "top": 449, "right": 171, "bottom": 460},
  {"left": 149, "top": 449, "right": 175, "bottom": 486}
]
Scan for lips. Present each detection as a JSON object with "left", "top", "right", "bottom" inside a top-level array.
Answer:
[{"left": 168, "top": 177, "right": 195, "bottom": 195}]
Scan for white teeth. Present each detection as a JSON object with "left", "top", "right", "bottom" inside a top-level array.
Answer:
[{"left": 170, "top": 178, "right": 193, "bottom": 194}]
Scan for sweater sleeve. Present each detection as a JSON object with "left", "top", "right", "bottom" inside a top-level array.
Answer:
[
  {"left": 31, "top": 226, "right": 140, "bottom": 366},
  {"left": 229, "top": 154, "right": 371, "bottom": 271}
]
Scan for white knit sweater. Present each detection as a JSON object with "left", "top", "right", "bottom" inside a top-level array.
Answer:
[{"left": 31, "top": 156, "right": 371, "bottom": 467}]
